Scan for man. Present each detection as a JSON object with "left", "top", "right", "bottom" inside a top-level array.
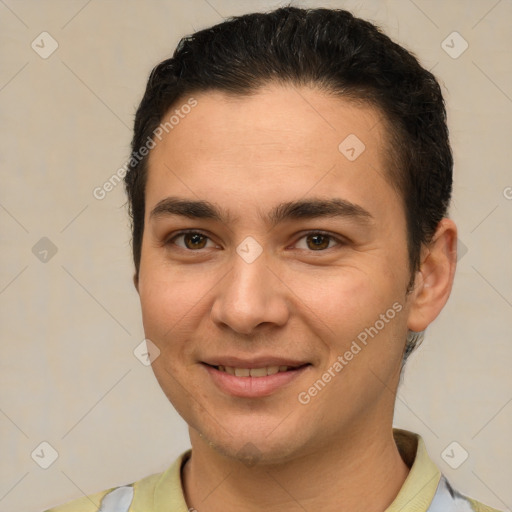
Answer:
[{"left": 47, "top": 5, "right": 501, "bottom": 512}]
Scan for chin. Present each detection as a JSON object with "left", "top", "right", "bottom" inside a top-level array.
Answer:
[{"left": 192, "top": 419, "right": 312, "bottom": 467}]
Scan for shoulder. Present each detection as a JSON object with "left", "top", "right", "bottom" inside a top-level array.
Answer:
[
  {"left": 43, "top": 486, "right": 126, "bottom": 512},
  {"left": 45, "top": 453, "right": 188, "bottom": 512},
  {"left": 390, "top": 430, "right": 503, "bottom": 512},
  {"left": 428, "top": 475, "right": 504, "bottom": 512},
  {"left": 43, "top": 467, "right": 172, "bottom": 512}
]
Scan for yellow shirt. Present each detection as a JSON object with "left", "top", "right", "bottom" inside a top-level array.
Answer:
[{"left": 45, "top": 429, "right": 502, "bottom": 512}]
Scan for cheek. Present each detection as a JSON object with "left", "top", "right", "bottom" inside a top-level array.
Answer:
[
  {"left": 139, "top": 274, "right": 189, "bottom": 349},
  {"left": 288, "top": 265, "right": 390, "bottom": 330},
  {"left": 138, "top": 262, "right": 221, "bottom": 364},
  {"left": 139, "top": 256, "right": 199, "bottom": 318},
  {"left": 288, "top": 264, "right": 408, "bottom": 370}
]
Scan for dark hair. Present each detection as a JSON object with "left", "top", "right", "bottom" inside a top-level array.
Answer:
[{"left": 125, "top": 6, "right": 452, "bottom": 355}]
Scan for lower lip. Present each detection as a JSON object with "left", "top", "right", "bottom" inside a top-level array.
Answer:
[{"left": 202, "top": 364, "right": 310, "bottom": 398}]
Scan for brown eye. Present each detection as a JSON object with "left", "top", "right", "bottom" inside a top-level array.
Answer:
[
  {"left": 305, "top": 234, "right": 331, "bottom": 250},
  {"left": 184, "top": 233, "right": 207, "bottom": 249},
  {"left": 293, "top": 231, "right": 344, "bottom": 252},
  {"left": 169, "top": 231, "right": 216, "bottom": 251}
]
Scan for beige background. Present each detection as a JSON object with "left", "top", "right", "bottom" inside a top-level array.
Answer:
[{"left": 0, "top": 1, "right": 511, "bottom": 511}]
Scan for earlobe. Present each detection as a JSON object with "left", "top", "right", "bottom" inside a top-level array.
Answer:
[{"left": 406, "top": 218, "right": 458, "bottom": 332}]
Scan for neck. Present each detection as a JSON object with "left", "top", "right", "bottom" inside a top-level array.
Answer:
[{"left": 182, "top": 423, "right": 410, "bottom": 512}]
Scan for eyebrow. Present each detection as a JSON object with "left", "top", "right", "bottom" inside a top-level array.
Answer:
[{"left": 149, "top": 196, "right": 373, "bottom": 227}]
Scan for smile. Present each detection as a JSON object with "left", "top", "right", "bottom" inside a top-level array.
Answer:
[
  {"left": 202, "top": 362, "right": 311, "bottom": 398},
  {"left": 215, "top": 364, "right": 298, "bottom": 377}
]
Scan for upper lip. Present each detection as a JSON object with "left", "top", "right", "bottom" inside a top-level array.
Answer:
[{"left": 202, "top": 356, "right": 310, "bottom": 369}]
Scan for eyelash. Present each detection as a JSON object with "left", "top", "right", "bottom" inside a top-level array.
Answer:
[{"left": 165, "top": 229, "right": 345, "bottom": 252}]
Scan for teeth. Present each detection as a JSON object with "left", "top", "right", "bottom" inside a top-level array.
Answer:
[
  {"left": 217, "top": 365, "right": 290, "bottom": 376},
  {"left": 267, "top": 365, "right": 279, "bottom": 375},
  {"left": 249, "top": 367, "right": 267, "bottom": 377}
]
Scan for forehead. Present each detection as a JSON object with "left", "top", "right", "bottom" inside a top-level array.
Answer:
[
  {"left": 153, "top": 84, "right": 386, "bottom": 155},
  {"left": 144, "top": 84, "right": 398, "bottom": 220}
]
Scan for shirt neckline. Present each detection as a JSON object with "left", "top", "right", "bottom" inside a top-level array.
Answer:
[{"left": 153, "top": 429, "right": 441, "bottom": 512}]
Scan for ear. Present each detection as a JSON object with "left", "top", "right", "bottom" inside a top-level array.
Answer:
[
  {"left": 407, "top": 218, "right": 458, "bottom": 332},
  {"left": 133, "top": 272, "right": 139, "bottom": 293}
]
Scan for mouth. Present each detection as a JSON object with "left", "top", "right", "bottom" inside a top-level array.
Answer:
[
  {"left": 201, "top": 361, "right": 311, "bottom": 398},
  {"left": 204, "top": 363, "right": 308, "bottom": 377}
]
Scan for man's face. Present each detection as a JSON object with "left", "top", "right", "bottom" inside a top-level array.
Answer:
[{"left": 136, "top": 84, "right": 415, "bottom": 463}]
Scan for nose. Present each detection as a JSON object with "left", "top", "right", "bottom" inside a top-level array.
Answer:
[{"left": 210, "top": 252, "right": 290, "bottom": 335}]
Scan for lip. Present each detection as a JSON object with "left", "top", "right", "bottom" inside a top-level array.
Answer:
[
  {"left": 202, "top": 356, "right": 309, "bottom": 369},
  {"left": 202, "top": 362, "right": 311, "bottom": 398}
]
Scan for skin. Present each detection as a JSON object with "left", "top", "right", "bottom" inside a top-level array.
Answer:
[{"left": 134, "top": 84, "right": 458, "bottom": 512}]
